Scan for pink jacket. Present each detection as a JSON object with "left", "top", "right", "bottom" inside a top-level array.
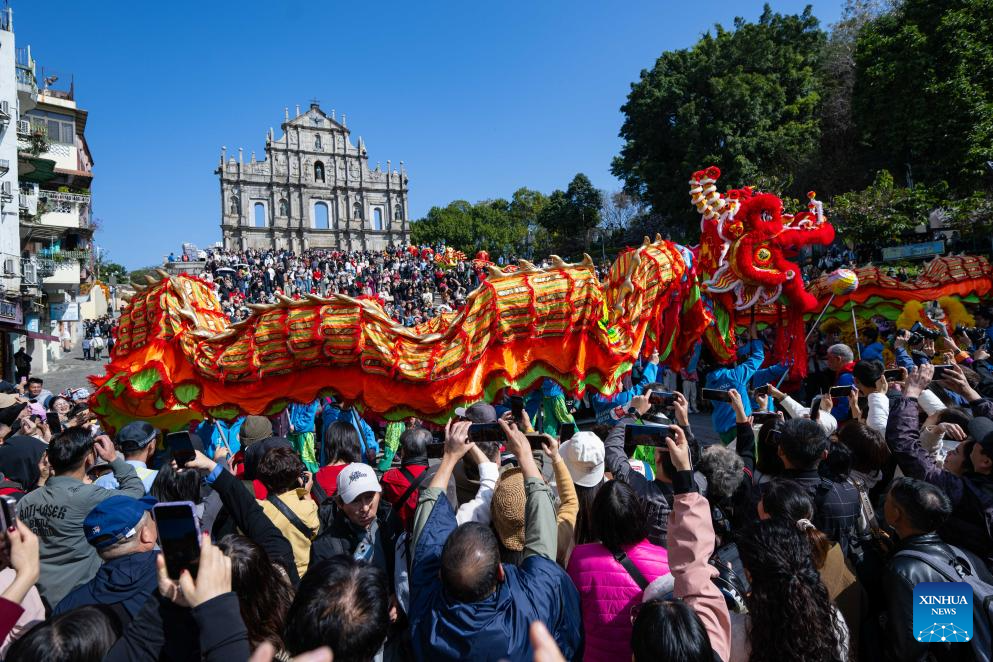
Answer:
[
  {"left": 567, "top": 538, "right": 670, "bottom": 662},
  {"left": 666, "top": 491, "right": 732, "bottom": 662}
]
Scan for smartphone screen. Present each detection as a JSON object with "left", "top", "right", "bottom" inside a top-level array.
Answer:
[
  {"left": 623, "top": 424, "right": 672, "bottom": 449},
  {"left": 557, "top": 421, "right": 577, "bottom": 442},
  {"left": 509, "top": 395, "right": 525, "bottom": 418},
  {"left": 425, "top": 442, "right": 446, "bottom": 459},
  {"left": 153, "top": 501, "right": 201, "bottom": 579},
  {"left": 753, "top": 384, "right": 770, "bottom": 396},
  {"left": 165, "top": 431, "right": 196, "bottom": 465},
  {"left": 752, "top": 411, "right": 778, "bottom": 425},
  {"left": 883, "top": 368, "right": 904, "bottom": 381},
  {"left": 45, "top": 412, "right": 62, "bottom": 434},
  {"left": 468, "top": 423, "right": 506, "bottom": 444},
  {"left": 932, "top": 364, "right": 953, "bottom": 379},
  {"left": 525, "top": 434, "right": 546, "bottom": 451},
  {"left": 701, "top": 388, "right": 732, "bottom": 403},
  {"left": 648, "top": 390, "right": 676, "bottom": 407},
  {"left": 0, "top": 495, "right": 15, "bottom": 531},
  {"left": 810, "top": 395, "right": 823, "bottom": 421},
  {"left": 829, "top": 386, "right": 854, "bottom": 398}
]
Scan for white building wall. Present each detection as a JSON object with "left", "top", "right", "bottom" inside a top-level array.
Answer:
[{"left": 0, "top": 16, "right": 20, "bottom": 295}]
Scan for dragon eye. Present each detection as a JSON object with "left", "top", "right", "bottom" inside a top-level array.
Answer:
[{"left": 756, "top": 248, "right": 772, "bottom": 264}]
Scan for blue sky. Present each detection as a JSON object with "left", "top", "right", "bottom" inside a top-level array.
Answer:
[{"left": 15, "top": 0, "right": 843, "bottom": 269}]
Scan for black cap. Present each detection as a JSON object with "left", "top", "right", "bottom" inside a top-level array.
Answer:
[
  {"left": 116, "top": 421, "right": 157, "bottom": 453},
  {"left": 966, "top": 417, "right": 993, "bottom": 457}
]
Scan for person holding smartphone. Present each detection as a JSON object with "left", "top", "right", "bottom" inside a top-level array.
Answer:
[
  {"left": 93, "top": 422, "right": 159, "bottom": 494},
  {"left": 704, "top": 322, "right": 765, "bottom": 445}
]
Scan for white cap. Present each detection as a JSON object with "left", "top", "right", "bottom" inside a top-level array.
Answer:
[
  {"left": 559, "top": 431, "right": 605, "bottom": 487},
  {"left": 336, "top": 463, "right": 382, "bottom": 504}
]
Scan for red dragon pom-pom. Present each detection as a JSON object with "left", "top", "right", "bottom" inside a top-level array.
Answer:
[
  {"left": 705, "top": 166, "right": 721, "bottom": 180},
  {"left": 692, "top": 170, "right": 705, "bottom": 181},
  {"left": 807, "top": 190, "right": 817, "bottom": 199}
]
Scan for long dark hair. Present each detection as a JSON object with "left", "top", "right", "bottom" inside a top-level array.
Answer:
[
  {"left": 217, "top": 534, "right": 294, "bottom": 650},
  {"left": 573, "top": 481, "right": 602, "bottom": 546},
  {"left": 322, "top": 421, "right": 362, "bottom": 466},
  {"left": 755, "top": 419, "right": 785, "bottom": 477},
  {"left": 760, "top": 479, "right": 832, "bottom": 568},
  {"left": 737, "top": 519, "right": 842, "bottom": 662},
  {"left": 6, "top": 604, "right": 122, "bottom": 662},
  {"left": 150, "top": 462, "right": 202, "bottom": 504},
  {"left": 631, "top": 599, "right": 714, "bottom": 662}
]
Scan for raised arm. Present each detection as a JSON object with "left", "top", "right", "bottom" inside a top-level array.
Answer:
[
  {"left": 665, "top": 425, "right": 731, "bottom": 662},
  {"left": 500, "top": 420, "right": 557, "bottom": 561},
  {"left": 544, "top": 434, "right": 578, "bottom": 566}
]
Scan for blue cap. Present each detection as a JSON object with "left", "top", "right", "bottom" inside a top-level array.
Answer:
[{"left": 84, "top": 495, "right": 157, "bottom": 550}]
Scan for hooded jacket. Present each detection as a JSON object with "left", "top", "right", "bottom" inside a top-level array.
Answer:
[{"left": 53, "top": 550, "right": 158, "bottom": 618}]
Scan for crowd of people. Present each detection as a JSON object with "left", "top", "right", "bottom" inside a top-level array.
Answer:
[
  {"left": 186, "top": 246, "right": 484, "bottom": 327},
  {"left": 0, "top": 284, "right": 991, "bottom": 660}
]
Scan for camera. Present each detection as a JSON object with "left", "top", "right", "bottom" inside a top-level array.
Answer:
[
  {"left": 910, "top": 321, "right": 941, "bottom": 342},
  {"left": 956, "top": 325, "right": 988, "bottom": 348}
]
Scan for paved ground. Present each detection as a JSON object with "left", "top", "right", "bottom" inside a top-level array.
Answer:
[{"left": 37, "top": 345, "right": 110, "bottom": 395}]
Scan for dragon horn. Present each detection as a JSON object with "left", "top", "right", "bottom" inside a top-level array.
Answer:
[
  {"left": 487, "top": 265, "right": 505, "bottom": 279},
  {"left": 155, "top": 269, "right": 171, "bottom": 280},
  {"left": 518, "top": 259, "right": 539, "bottom": 272},
  {"left": 548, "top": 255, "right": 568, "bottom": 269},
  {"left": 642, "top": 236, "right": 651, "bottom": 247},
  {"left": 246, "top": 303, "right": 276, "bottom": 312},
  {"left": 655, "top": 233, "right": 663, "bottom": 243},
  {"left": 144, "top": 274, "right": 158, "bottom": 285},
  {"left": 275, "top": 294, "right": 296, "bottom": 306},
  {"left": 580, "top": 254, "right": 595, "bottom": 269},
  {"left": 131, "top": 283, "right": 147, "bottom": 292}
]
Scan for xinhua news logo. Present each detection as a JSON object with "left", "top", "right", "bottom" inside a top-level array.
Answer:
[{"left": 913, "top": 582, "right": 973, "bottom": 643}]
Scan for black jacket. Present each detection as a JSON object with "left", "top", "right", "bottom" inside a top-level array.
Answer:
[
  {"left": 773, "top": 467, "right": 860, "bottom": 555},
  {"left": 883, "top": 533, "right": 993, "bottom": 662},
  {"left": 604, "top": 416, "right": 704, "bottom": 547},
  {"left": 309, "top": 501, "right": 395, "bottom": 585}
]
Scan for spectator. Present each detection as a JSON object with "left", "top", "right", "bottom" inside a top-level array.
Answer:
[
  {"left": 53, "top": 495, "right": 159, "bottom": 617},
  {"left": 17, "top": 429, "right": 145, "bottom": 607},
  {"left": 12, "top": 350, "right": 30, "bottom": 385},
  {"left": 408, "top": 419, "right": 582, "bottom": 660},
  {"left": 94, "top": 421, "right": 159, "bottom": 493},
  {"left": 882, "top": 476, "right": 993, "bottom": 661},
  {"left": 282, "top": 556, "right": 389, "bottom": 661},
  {"left": 859, "top": 328, "right": 885, "bottom": 363},
  {"left": 256, "top": 447, "right": 318, "bottom": 577},
  {"left": 763, "top": 418, "right": 860, "bottom": 555},
  {"left": 313, "top": 421, "right": 364, "bottom": 498},
  {"left": 826, "top": 344, "right": 856, "bottom": 420},
  {"left": 21, "top": 379, "right": 51, "bottom": 409},
  {"left": 568, "top": 477, "right": 670, "bottom": 661},
  {"left": 558, "top": 430, "right": 606, "bottom": 551},
  {"left": 380, "top": 426, "right": 432, "bottom": 532},
  {"left": 0, "top": 521, "right": 43, "bottom": 655},
  {"left": 705, "top": 324, "right": 764, "bottom": 445},
  {"left": 592, "top": 351, "right": 659, "bottom": 426},
  {"left": 6, "top": 604, "right": 122, "bottom": 662}
]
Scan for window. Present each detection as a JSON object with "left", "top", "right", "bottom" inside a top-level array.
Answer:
[
  {"left": 25, "top": 109, "right": 75, "bottom": 144},
  {"left": 314, "top": 202, "right": 329, "bottom": 229},
  {"left": 352, "top": 202, "right": 363, "bottom": 220},
  {"left": 254, "top": 202, "right": 266, "bottom": 227},
  {"left": 394, "top": 204, "right": 403, "bottom": 221},
  {"left": 373, "top": 208, "right": 383, "bottom": 231},
  {"left": 229, "top": 196, "right": 239, "bottom": 215},
  {"left": 314, "top": 161, "right": 325, "bottom": 182},
  {"left": 314, "top": 134, "right": 322, "bottom": 150},
  {"left": 278, "top": 199, "right": 289, "bottom": 216}
]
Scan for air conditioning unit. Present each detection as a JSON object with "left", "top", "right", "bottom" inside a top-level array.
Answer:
[
  {"left": 1, "top": 181, "right": 11, "bottom": 195},
  {"left": 21, "top": 260, "right": 36, "bottom": 285},
  {"left": 3, "top": 259, "right": 13, "bottom": 276},
  {"left": 0, "top": 100, "right": 9, "bottom": 122}
]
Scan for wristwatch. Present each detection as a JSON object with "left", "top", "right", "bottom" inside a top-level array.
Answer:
[{"left": 626, "top": 406, "right": 639, "bottom": 417}]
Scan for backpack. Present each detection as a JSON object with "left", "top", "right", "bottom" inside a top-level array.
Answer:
[{"left": 895, "top": 545, "right": 993, "bottom": 662}]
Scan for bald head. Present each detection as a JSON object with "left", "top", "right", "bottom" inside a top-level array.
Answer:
[{"left": 440, "top": 522, "right": 501, "bottom": 602}]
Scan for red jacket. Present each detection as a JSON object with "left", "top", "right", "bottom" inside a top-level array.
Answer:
[{"left": 381, "top": 464, "right": 429, "bottom": 532}]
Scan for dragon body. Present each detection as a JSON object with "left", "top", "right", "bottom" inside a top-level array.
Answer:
[{"left": 91, "top": 167, "right": 834, "bottom": 432}]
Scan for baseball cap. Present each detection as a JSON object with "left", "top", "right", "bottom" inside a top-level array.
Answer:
[
  {"left": 336, "top": 463, "right": 382, "bottom": 504},
  {"left": 453, "top": 402, "right": 497, "bottom": 424},
  {"left": 240, "top": 416, "right": 274, "bottom": 447},
  {"left": 560, "top": 431, "right": 606, "bottom": 487},
  {"left": 967, "top": 417, "right": 993, "bottom": 456},
  {"left": 116, "top": 421, "right": 158, "bottom": 453},
  {"left": 84, "top": 495, "right": 157, "bottom": 550}
]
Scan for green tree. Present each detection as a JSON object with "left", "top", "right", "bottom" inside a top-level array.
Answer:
[
  {"left": 830, "top": 170, "right": 942, "bottom": 253},
  {"left": 853, "top": 0, "right": 993, "bottom": 192},
  {"left": 97, "top": 261, "right": 128, "bottom": 283},
  {"left": 537, "top": 174, "right": 603, "bottom": 255},
  {"left": 611, "top": 5, "right": 827, "bottom": 235},
  {"left": 410, "top": 199, "right": 529, "bottom": 256}
]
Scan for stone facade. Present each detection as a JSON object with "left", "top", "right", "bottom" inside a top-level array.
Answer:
[{"left": 217, "top": 102, "right": 409, "bottom": 252}]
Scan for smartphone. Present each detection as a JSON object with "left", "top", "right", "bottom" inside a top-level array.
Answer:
[
  {"left": 426, "top": 442, "right": 446, "bottom": 459},
  {"left": 623, "top": 424, "right": 672, "bottom": 449},
  {"left": 525, "top": 434, "right": 547, "bottom": 451},
  {"left": 932, "top": 364, "right": 954, "bottom": 379},
  {"left": 46, "top": 412, "right": 62, "bottom": 434},
  {"left": 509, "top": 395, "right": 525, "bottom": 420},
  {"left": 883, "top": 368, "right": 904, "bottom": 381},
  {"left": 648, "top": 390, "right": 677, "bottom": 407},
  {"left": 0, "top": 495, "right": 15, "bottom": 531},
  {"left": 165, "top": 431, "right": 196, "bottom": 466},
  {"left": 557, "top": 421, "right": 577, "bottom": 442},
  {"left": 810, "top": 395, "right": 824, "bottom": 421},
  {"left": 753, "top": 384, "right": 770, "bottom": 396},
  {"left": 829, "top": 385, "right": 854, "bottom": 398},
  {"left": 701, "top": 388, "right": 732, "bottom": 402},
  {"left": 752, "top": 411, "right": 779, "bottom": 425},
  {"left": 153, "top": 501, "right": 201, "bottom": 580},
  {"left": 468, "top": 423, "right": 506, "bottom": 444}
]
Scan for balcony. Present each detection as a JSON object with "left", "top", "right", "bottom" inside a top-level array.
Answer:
[
  {"left": 42, "top": 260, "right": 81, "bottom": 287},
  {"left": 39, "top": 189, "right": 90, "bottom": 205},
  {"left": 21, "top": 257, "right": 56, "bottom": 286}
]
